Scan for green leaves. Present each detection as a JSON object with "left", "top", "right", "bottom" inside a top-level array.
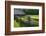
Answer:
[{"left": 23, "top": 9, "right": 39, "bottom": 15}]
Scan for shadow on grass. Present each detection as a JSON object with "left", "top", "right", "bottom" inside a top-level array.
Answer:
[{"left": 14, "top": 19, "right": 39, "bottom": 27}]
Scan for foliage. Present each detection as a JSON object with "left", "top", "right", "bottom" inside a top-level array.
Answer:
[{"left": 22, "top": 9, "right": 39, "bottom": 15}]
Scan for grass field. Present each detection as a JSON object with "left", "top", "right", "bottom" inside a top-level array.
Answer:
[{"left": 14, "top": 15, "right": 39, "bottom": 27}]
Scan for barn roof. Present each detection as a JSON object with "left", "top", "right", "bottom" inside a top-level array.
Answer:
[{"left": 14, "top": 9, "right": 25, "bottom": 15}]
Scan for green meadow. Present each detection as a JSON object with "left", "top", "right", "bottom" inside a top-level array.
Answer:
[{"left": 14, "top": 15, "right": 39, "bottom": 27}]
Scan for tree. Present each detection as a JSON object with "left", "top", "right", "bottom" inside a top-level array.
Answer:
[{"left": 22, "top": 9, "right": 39, "bottom": 15}]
